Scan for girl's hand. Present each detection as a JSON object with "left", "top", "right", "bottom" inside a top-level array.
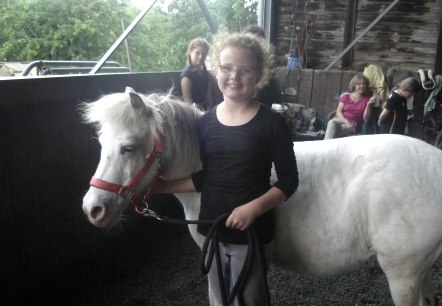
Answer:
[
  {"left": 345, "top": 121, "right": 355, "bottom": 133},
  {"left": 368, "top": 96, "right": 376, "bottom": 105},
  {"left": 225, "top": 203, "right": 259, "bottom": 231}
]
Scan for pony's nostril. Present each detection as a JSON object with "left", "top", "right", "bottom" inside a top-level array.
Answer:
[{"left": 90, "top": 206, "right": 103, "bottom": 219}]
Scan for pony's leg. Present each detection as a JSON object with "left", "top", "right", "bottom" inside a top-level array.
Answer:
[
  {"left": 421, "top": 269, "right": 438, "bottom": 306},
  {"left": 377, "top": 254, "right": 437, "bottom": 306}
]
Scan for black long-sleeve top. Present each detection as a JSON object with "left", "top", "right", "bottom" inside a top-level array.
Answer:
[
  {"left": 380, "top": 91, "right": 408, "bottom": 134},
  {"left": 191, "top": 105, "right": 299, "bottom": 244},
  {"left": 180, "top": 67, "right": 211, "bottom": 110}
]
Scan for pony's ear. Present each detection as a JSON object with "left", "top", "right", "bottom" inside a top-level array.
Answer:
[{"left": 129, "top": 91, "right": 152, "bottom": 118}]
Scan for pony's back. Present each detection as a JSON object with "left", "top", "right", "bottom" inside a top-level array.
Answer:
[{"left": 274, "top": 134, "right": 442, "bottom": 276}]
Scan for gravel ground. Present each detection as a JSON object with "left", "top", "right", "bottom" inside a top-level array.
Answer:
[{"left": 12, "top": 210, "right": 442, "bottom": 306}]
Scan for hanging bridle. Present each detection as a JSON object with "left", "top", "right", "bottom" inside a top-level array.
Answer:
[{"left": 89, "top": 137, "right": 164, "bottom": 216}]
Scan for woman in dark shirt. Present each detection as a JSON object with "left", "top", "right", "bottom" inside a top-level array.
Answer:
[{"left": 180, "top": 38, "right": 213, "bottom": 110}]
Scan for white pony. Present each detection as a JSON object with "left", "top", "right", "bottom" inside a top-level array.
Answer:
[{"left": 82, "top": 88, "right": 442, "bottom": 306}]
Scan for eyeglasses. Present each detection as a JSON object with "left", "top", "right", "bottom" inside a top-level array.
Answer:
[{"left": 218, "top": 64, "right": 257, "bottom": 78}]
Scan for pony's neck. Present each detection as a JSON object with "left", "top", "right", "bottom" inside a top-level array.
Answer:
[
  {"left": 156, "top": 101, "right": 204, "bottom": 246},
  {"left": 159, "top": 102, "right": 202, "bottom": 180}
]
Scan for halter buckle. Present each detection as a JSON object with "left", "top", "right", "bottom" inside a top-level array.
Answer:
[{"left": 119, "top": 186, "right": 136, "bottom": 201}]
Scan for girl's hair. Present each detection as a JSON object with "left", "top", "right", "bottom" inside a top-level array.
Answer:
[
  {"left": 210, "top": 31, "right": 274, "bottom": 88},
  {"left": 186, "top": 38, "right": 210, "bottom": 69},
  {"left": 395, "top": 77, "right": 421, "bottom": 94},
  {"left": 348, "top": 73, "right": 371, "bottom": 96},
  {"left": 243, "top": 25, "right": 266, "bottom": 39}
]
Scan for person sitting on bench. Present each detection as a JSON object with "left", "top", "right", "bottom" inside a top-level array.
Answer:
[{"left": 324, "top": 73, "right": 375, "bottom": 140}]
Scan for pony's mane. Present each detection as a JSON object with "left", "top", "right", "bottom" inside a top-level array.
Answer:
[
  {"left": 153, "top": 93, "right": 203, "bottom": 177},
  {"left": 81, "top": 90, "right": 203, "bottom": 177}
]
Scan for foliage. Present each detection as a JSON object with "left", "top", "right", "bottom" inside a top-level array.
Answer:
[
  {"left": 118, "top": 0, "right": 259, "bottom": 71},
  {"left": 133, "top": 0, "right": 212, "bottom": 72},
  {"left": 208, "top": 0, "right": 258, "bottom": 32},
  {"left": 0, "top": 0, "right": 130, "bottom": 63},
  {"left": 0, "top": 0, "right": 258, "bottom": 72}
]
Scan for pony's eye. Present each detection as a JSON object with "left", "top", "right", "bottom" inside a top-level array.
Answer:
[{"left": 120, "top": 146, "right": 136, "bottom": 154}]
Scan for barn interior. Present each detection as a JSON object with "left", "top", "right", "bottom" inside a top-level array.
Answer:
[{"left": 1, "top": 0, "right": 442, "bottom": 304}]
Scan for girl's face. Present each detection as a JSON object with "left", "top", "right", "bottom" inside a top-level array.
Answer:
[
  {"left": 189, "top": 46, "right": 207, "bottom": 67},
  {"left": 215, "top": 47, "right": 261, "bottom": 102},
  {"left": 354, "top": 80, "right": 367, "bottom": 94}
]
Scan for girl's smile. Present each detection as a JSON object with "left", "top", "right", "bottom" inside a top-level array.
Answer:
[
  {"left": 354, "top": 81, "right": 367, "bottom": 94},
  {"left": 216, "top": 47, "right": 261, "bottom": 102}
]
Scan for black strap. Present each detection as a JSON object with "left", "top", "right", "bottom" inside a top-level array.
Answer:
[{"left": 158, "top": 212, "right": 271, "bottom": 306}]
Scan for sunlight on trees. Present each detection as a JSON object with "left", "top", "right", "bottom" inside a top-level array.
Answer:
[{"left": 0, "top": 0, "right": 258, "bottom": 72}]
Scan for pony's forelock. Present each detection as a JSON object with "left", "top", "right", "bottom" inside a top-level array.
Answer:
[
  {"left": 80, "top": 90, "right": 202, "bottom": 151},
  {"left": 80, "top": 89, "right": 203, "bottom": 178},
  {"left": 81, "top": 92, "right": 165, "bottom": 138}
]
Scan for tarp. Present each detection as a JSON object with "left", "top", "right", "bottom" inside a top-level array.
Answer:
[{"left": 0, "top": 62, "right": 37, "bottom": 77}]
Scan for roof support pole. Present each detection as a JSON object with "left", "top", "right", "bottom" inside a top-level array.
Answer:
[
  {"left": 196, "top": 0, "right": 217, "bottom": 34},
  {"left": 89, "top": 0, "right": 158, "bottom": 75},
  {"left": 341, "top": 0, "right": 357, "bottom": 69}
]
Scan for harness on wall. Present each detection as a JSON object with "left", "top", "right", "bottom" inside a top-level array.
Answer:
[
  {"left": 421, "top": 70, "right": 442, "bottom": 149},
  {"left": 418, "top": 69, "right": 436, "bottom": 91}
]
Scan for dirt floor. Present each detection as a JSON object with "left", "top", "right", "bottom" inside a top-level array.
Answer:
[{"left": 10, "top": 209, "right": 442, "bottom": 306}]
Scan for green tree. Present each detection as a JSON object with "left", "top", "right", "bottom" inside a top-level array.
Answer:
[
  {"left": 0, "top": 0, "right": 258, "bottom": 72},
  {"left": 128, "top": 0, "right": 258, "bottom": 71},
  {"left": 131, "top": 0, "right": 213, "bottom": 72},
  {"left": 208, "top": 0, "right": 258, "bottom": 32},
  {"left": 0, "top": 0, "right": 131, "bottom": 62}
]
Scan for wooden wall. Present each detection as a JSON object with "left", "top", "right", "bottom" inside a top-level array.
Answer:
[
  {"left": 273, "top": 67, "right": 428, "bottom": 139},
  {"left": 273, "top": 67, "right": 357, "bottom": 118},
  {"left": 274, "top": 0, "right": 441, "bottom": 72}
]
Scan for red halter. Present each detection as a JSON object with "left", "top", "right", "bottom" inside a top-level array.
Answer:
[{"left": 89, "top": 137, "right": 164, "bottom": 213}]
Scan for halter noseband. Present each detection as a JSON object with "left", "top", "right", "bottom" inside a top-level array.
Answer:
[{"left": 89, "top": 137, "right": 164, "bottom": 214}]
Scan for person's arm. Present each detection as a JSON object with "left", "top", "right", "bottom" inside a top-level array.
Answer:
[
  {"left": 335, "top": 102, "right": 353, "bottom": 128},
  {"left": 225, "top": 187, "right": 286, "bottom": 231},
  {"left": 181, "top": 77, "right": 193, "bottom": 104},
  {"left": 155, "top": 176, "right": 196, "bottom": 194},
  {"left": 363, "top": 96, "right": 376, "bottom": 122},
  {"left": 378, "top": 108, "right": 390, "bottom": 126}
]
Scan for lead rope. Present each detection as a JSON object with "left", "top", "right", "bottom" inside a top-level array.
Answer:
[{"left": 143, "top": 210, "right": 271, "bottom": 306}]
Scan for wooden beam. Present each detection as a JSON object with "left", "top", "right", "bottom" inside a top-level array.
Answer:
[
  {"left": 434, "top": 0, "right": 442, "bottom": 75},
  {"left": 341, "top": 0, "right": 357, "bottom": 69},
  {"left": 89, "top": 0, "right": 158, "bottom": 75},
  {"left": 259, "top": 0, "right": 279, "bottom": 45},
  {"left": 196, "top": 0, "right": 218, "bottom": 34}
]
